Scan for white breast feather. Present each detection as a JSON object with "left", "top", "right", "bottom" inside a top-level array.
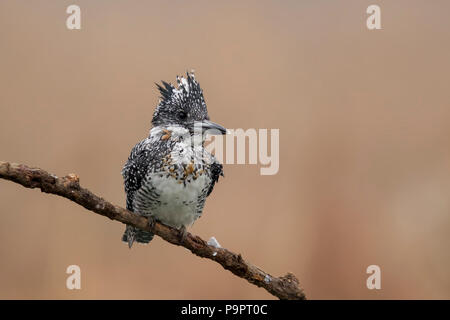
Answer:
[
  {"left": 136, "top": 127, "right": 212, "bottom": 229},
  {"left": 148, "top": 173, "right": 210, "bottom": 228}
]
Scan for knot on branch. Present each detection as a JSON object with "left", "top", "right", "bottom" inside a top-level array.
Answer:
[
  {"left": 62, "top": 173, "right": 80, "bottom": 189},
  {"left": 279, "top": 272, "right": 305, "bottom": 299}
]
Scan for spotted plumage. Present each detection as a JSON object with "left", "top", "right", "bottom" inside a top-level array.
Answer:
[{"left": 122, "top": 72, "right": 226, "bottom": 247}]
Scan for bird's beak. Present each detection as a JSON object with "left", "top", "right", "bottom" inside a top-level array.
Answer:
[{"left": 199, "top": 120, "right": 227, "bottom": 135}]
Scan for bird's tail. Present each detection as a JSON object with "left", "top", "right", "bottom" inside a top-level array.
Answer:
[{"left": 122, "top": 225, "right": 154, "bottom": 248}]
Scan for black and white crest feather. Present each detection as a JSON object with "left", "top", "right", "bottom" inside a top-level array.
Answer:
[{"left": 152, "top": 72, "right": 210, "bottom": 127}]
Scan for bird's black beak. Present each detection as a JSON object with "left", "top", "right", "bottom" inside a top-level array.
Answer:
[{"left": 198, "top": 120, "right": 227, "bottom": 135}]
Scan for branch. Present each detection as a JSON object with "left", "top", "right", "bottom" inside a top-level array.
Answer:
[{"left": 0, "top": 161, "right": 306, "bottom": 300}]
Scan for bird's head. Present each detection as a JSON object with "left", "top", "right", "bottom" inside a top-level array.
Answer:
[{"left": 152, "top": 72, "right": 226, "bottom": 136}]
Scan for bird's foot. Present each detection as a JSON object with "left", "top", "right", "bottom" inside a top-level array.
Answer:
[
  {"left": 179, "top": 226, "right": 187, "bottom": 243},
  {"left": 147, "top": 216, "right": 156, "bottom": 230}
]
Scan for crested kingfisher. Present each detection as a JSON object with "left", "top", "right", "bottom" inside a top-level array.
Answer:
[{"left": 121, "top": 72, "right": 226, "bottom": 247}]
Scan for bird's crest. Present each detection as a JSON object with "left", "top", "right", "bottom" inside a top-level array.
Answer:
[
  {"left": 152, "top": 71, "right": 209, "bottom": 127},
  {"left": 155, "top": 71, "right": 203, "bottom": 107}
]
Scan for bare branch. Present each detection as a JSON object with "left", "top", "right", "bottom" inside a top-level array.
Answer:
[{"left": 0, "top": 161, "right": 306, "bottom": 300}]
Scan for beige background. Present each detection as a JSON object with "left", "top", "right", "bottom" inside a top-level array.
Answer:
[{"left": 1, "top": 0, "right": 450, "bottom": 299}]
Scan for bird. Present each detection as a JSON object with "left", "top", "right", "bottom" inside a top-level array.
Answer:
[{"left": 121, "top": 71, "right": 226, "bottom": 248}]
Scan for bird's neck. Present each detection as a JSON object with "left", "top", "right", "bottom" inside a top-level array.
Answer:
[{"left": 149, "top": 125, "right": 205, "bottom": 146}]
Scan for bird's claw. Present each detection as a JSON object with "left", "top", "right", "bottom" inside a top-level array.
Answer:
[
  {"left": 179, "top": 226, "right": 187, "bottom": 243},
  {"left": 147, "top": 216, "right": 156, "bottom": 229}
]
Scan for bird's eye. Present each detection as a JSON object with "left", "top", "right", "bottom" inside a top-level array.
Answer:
[{"left": 178, "top": 111, "right": 188, "bottom": 120}]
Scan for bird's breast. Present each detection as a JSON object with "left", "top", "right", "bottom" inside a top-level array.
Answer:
[
  {"left": 132, "top": 137, "right": 215, "bottom": 228},
  {"left": 143, "top": 170, "right": 211, "bottom": 228}
]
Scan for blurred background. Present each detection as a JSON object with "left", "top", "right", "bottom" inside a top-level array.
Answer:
[{"left": 1, "top": 0, "right": 450, "bottom": 299}]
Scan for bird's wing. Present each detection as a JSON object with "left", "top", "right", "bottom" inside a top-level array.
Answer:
[
  {"left": 122, "top": 140, "right": 158, "bottom": 211},
  {"left": 194, "top": 161, "right": 223, "bottom": 220},
  {"left": 206, "top": 161, "right": 223, "bottom": 197}
]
